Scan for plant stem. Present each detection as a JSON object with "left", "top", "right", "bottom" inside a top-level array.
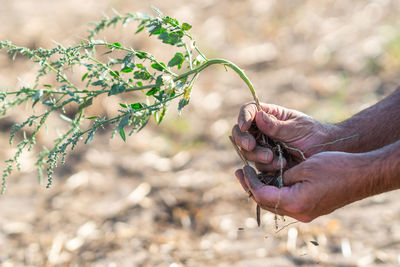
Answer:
[{"left": 175, "top": 58, "right": 261, "bottom": 109}]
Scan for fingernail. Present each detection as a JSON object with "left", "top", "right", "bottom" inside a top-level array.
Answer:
[
  {"left": 243, "top": 165, "right": 255, "bottom": 177},
  {"left": 245, "top": 136, "right": 250, "bottom": 150},
  {"left": 239, "top": 119, "right": 245, "bottom": 130},
  {"left": 261, "top": 150, "right": 270, "bottom": 163},
  {"left": 262, "top": 111, "right": 270, "bottom": 123}
]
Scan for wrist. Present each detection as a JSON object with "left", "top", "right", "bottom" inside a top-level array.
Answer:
[
  {"left": 322, "top": 123, "right": 358, "bottom": 153},
  {"left": 364, "top": 141, "right": 400, "bottom": 194}
]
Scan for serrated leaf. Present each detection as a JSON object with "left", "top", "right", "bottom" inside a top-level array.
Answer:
[
  {"left": 182, "top": 22, "right": 192, "bottom": 31},
  {"left": 158, "top": 31, "right": 184, "bottom": 45},
  {"left": 164, "top": 16, "right": 179, "bottom": 27},
  {"left": 168, "top": 52, "right": 184, "bottom": 68},
  {"left": 134, "top": 71, "right": 151, "bottom": 80},
  {"left": 109, "top": 84, "right": 126, "bottom": 96},
  {"left": 151, "top": 62, "right": 166, "bottom": 71}
]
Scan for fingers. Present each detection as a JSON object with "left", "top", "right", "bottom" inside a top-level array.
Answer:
[
  {"left": 282, "top": 162, "right": 306, "bottom": 186},
  {"left": 241, "top": 146, "right": 274, "bottom": 164},
  {"left": 238, "top": 102, "right": 258, "bottom": 131},
  {"left": 232, "top": 124, "right": 256, "bottom": 151},
  {"left": 255, "top": 111, "right": 292, "bottom": 141},
  {"left": 254, "top": 156, "right": 287, "bottom": 172},
  {"left": 242, "top": 166, "right": 290, "bottom": 209}
]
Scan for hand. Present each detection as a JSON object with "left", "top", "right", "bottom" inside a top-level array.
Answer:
[
  {"left": 232, "top": 102, "right": 335, "bottom": 171},
  {"left": 235, "top": 151, "right": 372, "bottom": 222}
]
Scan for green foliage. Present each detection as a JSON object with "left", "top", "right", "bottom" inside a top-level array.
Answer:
[{"left": 0, "top": 8, "right": 257, "bottom": 193}]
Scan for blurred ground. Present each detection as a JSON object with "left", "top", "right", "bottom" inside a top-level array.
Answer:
[{"left": 1, "top": 0, "right": 400, "bottom": 266}]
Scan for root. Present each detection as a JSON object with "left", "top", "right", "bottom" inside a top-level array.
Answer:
[{"left": 230, "top": 131, "right": 358, "bottom": 228}]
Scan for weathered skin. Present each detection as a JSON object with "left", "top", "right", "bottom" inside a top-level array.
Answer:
[{"left": 232, "top": 88, "right": 400, "bottom": 222}]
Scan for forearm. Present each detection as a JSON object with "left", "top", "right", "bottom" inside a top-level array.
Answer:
[
  {"left": 327, "top": 88, "right": 400, "bottom": 153},
  {"left": 350, "top": 140, "right": 400, "bottom": 202},
  {"left": 340, "top": 140, "right": 400, "bottom": 206},
  {"left": 366, "top": 139, "right": 400, "bottom": 196}
]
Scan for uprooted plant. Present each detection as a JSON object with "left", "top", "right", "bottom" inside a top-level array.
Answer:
[{"left": 0, "top": 7, "right": 291, "bottom": 207}]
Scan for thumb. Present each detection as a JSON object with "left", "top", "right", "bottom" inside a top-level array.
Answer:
[
  {"left": 243, "top": 165, "right": 264, "bottom": 191},
  {"left": 255, "top": 111, "right": 293, "bottom": 141},
  {"left": 283, "top": 164, "right": 304, "bottom": 186}
]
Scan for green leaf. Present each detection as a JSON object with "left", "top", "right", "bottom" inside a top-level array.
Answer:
[
  {"left": 178, "top": 98, "right": 189, "bottom": 115},
  {"left": 168, "top": 52, "right": 184, "bottom": 68},
  {"left": 164, "top": 16, "right": 179, "bottom": 27},
  {"left": 110, "top": 70, "right": 120, "bottom": 79},
  {"left": 151, "top": 62, "right": 166, "bottom": 71},
  {"left": 149, "top": 25, "right": 166, "bottom": 35},
  {"left": 146, "top": 87, "right": 159, "bottom": 96},
  {"left": 182, "top": 23, "right": 192, "bottom": 31},
  {"left": 134, "top": 71, "right": 151, "bottom": 80},
  {"left": 119, "top": 103, "right": 127, "bottom": 108},
  {"left": 85, "top": 130, "right": 95, "bottom": 144},
  {"left": 79, "top": 98, "right": 93, "bottom": 110},
  {"left": 130, "top": 103, "right": 143, "bottom": 110},
  {"left": 136, "top": 81, "right": 143, "bottom": 87},
  {"left": 158, "top": 31, "right": 184, "bottom": 45},
  {"left": 155, "top": 75, "right": 163, "bottom": 89},
  {"left": 92, "top": 80, "right": 105, "bottom": 86},
  {"left": 87, "top": 116, "right": 98, "bottom": 120},
  {"left": 81, "top": 72, "right": 89, "bottom": 81},
  {"left": 136, "top": 25, "right": 145, "bottom": 34},
  {"left": 42, "top": 100, "right": 54, "bottom": 106},
  {"left": 121, "top": 67, "right": 133, "bottom": 73},
  {"left": 136, "top": 52, "right": 148, "bottom": 60},
  {"left": 117, "top": 116, "right": 130, "bottom": 142},
  {"left": 109, "top": 84, "right": 126, "bottom": 96},
  {"left": 119, "top": 128, "right": 126, "bottom": 142},
  {"left": 44, "top": 84, "right": 53, "bottom": 88},
  {"left": 155, "top": 107, "right": 166, "bottom": 124},
  {"left": 108, "top": 42, "right": 122, "bottom": 48},
  {"left": 151, "top": 6, "right": 163, "bottom": 16}
]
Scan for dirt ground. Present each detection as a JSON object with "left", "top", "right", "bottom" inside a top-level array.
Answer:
[{"left": 1, "top": 0, "right": 400, "bottom": 266}]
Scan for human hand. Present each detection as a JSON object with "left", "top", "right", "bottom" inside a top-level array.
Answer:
[
  {"left": 235, "top": 151, "right": 372, "bottom": 222},
  {"left": 232, "top": 102, "right": 335, "bottom": 171}
]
